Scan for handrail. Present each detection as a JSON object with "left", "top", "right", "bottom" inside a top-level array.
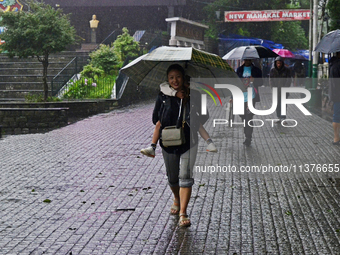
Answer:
[
  {"left": 94, "top": 29, "right": 121, "bottom": 51},
  {"left": 51, "top": 54, "right": 89, "bottom": 96},
  {"left": 52, "top": 57, "right": 77, "bottom": 79}
]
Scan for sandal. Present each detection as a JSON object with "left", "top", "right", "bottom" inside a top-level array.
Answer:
[
  {"left": 332, "top": 140, "right": 340, "bottom": 146},
  {"left": 170, "top": 199, "right": 180, "bottom": 215},
  {"left": 179, "top": 213, "right": 191, "bottom": 227}
]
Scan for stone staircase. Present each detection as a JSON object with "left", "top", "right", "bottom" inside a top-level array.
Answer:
[{"left": 0, "top": 51, "right": 89, "bottom": 101}]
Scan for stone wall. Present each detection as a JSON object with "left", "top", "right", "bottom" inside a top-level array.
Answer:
[
  {"left": 0, "top": 100, "right": 119, "bottom": 136},
  {"left": 0, "top": 84, "right": 158, "bottom": 136},
  {"left": 0, "top": 108, "right": 68, "bottom": 135}
]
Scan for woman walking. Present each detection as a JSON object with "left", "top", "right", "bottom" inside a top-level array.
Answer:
[{"left": 152, "top": 64, "right": 207, "bottom": 227}]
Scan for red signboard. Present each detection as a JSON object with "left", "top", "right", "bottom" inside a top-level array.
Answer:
[{"left": 225, "top": 9, "right": 310, "bottom": 22}]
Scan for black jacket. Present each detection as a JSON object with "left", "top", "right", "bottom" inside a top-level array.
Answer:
[
  {"left": 152, "top": 89, "right": 208, "bottom": 153},
  {"left": 329, "top": 57, "right": 340, "bottom": 103},
  {"left": 269, "top": 56, "right": 292, "bottom": 89},
  {"left": 236, "top": 63, "right": 263, "bottom": 102}
]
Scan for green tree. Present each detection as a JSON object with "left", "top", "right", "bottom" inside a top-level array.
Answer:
[
  {"left": 113, "top": 27, "right": 140, "bottom": 66},
  {"left": 271, "top": 21, "right": 308, "bottom": 50},
  {"left": 327, "top": 0, "right": 340, "bottom": 31},
  {"left": 0, "top": 1, "right": 76, "bottom": 101}
]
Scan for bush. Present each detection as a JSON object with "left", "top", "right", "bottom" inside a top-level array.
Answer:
[
  {"left": 113, "top": 27, "right": 140, "bottom": 66},
  {"left": 62, "top": 75, "right": 116, "bottom": 99},
  {"left": 80, "top": 64, "right": 104, "bottom": 80},
  {"left": 89, "top": 44, "right": 119, "bottom": 74}
]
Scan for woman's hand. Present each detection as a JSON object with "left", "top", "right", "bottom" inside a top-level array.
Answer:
[{"left": 175, "top": 90, "right": 185, "bottom": 99}]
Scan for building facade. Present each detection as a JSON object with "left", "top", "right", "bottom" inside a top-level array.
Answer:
[{"left": 42, "top": 0, "right": 195, "bottom": 45}]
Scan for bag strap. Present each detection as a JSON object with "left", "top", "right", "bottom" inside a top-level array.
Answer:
[{"left": 176, "top": 98, "right": 186, "bottom": 128}]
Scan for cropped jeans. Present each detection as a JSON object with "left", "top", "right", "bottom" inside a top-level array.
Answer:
[{"left": 161, "top": 145, "right": 198, "bottom": 188}]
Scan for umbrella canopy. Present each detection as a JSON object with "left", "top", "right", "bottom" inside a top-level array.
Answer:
[
  {"left": 272, "top": 49, "right": 295, "bottom": 58},
  {"left": 315, "top": 29, "right": 340, "bottom": 53},
  {"left": 293, "top": 54, "right": 308, "bottom": 60},
  {"left": 120, "top": 46, "right": 245, "bottom": 97},
  {"left": 222, "top": 45, "right": 279, "bottom": 60}
]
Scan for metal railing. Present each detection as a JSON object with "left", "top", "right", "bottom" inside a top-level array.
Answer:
[
  {"left": 95, "top": 29, "right": 121, "bottom": 50},
  {"left": 51, "top": 54, "right": 89, "bottom": 96},
  {"left": 60, "top": 76, "right": 116, "bottom": 99},
  {"left": 51, "top": 30, "right": 120, "bottom": 97}
]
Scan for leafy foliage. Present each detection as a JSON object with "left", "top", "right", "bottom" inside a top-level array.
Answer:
[
  {"left": 327, "top": 0, "right": 340, "bottom": 31},
  {"left": 0, "top": 0, "right": 76, "bottom": 101},
  {"left": 89, "top": 44, "right": 119, "bottom": 74},
  {"left": 271, "top": 21, "right": 308, "bottom": 50},
  {"left": 62, "top": 76, "right": 116, "bottom": 99},
  {"left": 113, "top": 27, "right": 140, "bottom": 65},
  {"left": 80, "top": 64, "right": 104, "bottom": 80}
]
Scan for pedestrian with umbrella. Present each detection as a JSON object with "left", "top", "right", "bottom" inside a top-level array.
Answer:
[
  {"left": 150, "top": 64, "right": 207, "bottom": 227},
  {"left": 223, "top": 46, "right": 270, "bottom": 146},
  {"left": 233, "top": 59, "right": 263, "bottom": 146},
  {"left": 315, "top": 30, "right": 340, "bottom": 145},
  {"left": 120, "top": 47, "right": 242, "bottom": 227}
]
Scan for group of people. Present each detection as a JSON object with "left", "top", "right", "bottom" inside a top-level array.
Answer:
[{"left": 138, "top": 55, "right": 295, "bottom": 228}]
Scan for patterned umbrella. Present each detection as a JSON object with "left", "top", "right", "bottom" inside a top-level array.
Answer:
[
  {"left": 120, "top": 46, "right": 245, "bottom": 97},
  {"left": 272, "top": 49, "right": 295, "bottom": 58}
]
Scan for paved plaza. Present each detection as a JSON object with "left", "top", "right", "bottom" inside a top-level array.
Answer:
[{"left": 0, "top": 87, "right": 340, "bottom": 254}]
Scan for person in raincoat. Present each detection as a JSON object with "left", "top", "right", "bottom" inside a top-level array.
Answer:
[{"left": 269, "top": 56, "right": 292, "bottom": 125}]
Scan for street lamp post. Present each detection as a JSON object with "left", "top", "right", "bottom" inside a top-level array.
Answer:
[
  {"left": 309, "top": 0, "right": 322, "bottom": 107},
  {"left": 312, "top": 0, "right": 318, "bottom": 85}
]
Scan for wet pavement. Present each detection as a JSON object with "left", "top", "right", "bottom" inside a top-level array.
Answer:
[{"left": 0, "top": 87, "right": 340, "bottom": 254}]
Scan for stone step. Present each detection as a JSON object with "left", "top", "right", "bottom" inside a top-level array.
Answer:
[
  {"left": 0, "top": 57, "right": 77, "bottom": 63},
  {"left": 0, "top": 62, "right": 75, "bottom": 69},
  {"left": 0, "top": 82, "right": 46, "bottom": 90},
  {"left": 0, "top": 90, "right": 44, "bottom": 98},
  {"left": 0, "top": 51, "right": 90, "bottom": 100},
  {"left": 0, "top": 75, "right": 55, "bottom": 83},
  {"left": 77, "top": 43, "right": 99, "bottom": 52},
  {"left": 0, "top": 52, "right": 89, "bottom": 62},
  {"left": 0, "top": 98, "right": 25, "bottom": 102},
  {"left": 0, "top": 68, "right": 66, "bottom": 76}
]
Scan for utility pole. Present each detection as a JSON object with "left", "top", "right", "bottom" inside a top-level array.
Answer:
[
  {"left": 308, "top": 0, "right": 313, "bottom": 77},
  {"left": 309, "top": 0, "right": 322, "bottom": 107},
  {"left": 312, "top": 0, "right": 318, "bottom": 86}
]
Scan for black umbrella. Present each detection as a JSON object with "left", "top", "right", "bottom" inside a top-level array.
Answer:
[
  {"left": 222, "top": 45, "right": 278, "bottom": 60},
  {"left": 315, "top": 29, "right": 340, "bottom": 53}
]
